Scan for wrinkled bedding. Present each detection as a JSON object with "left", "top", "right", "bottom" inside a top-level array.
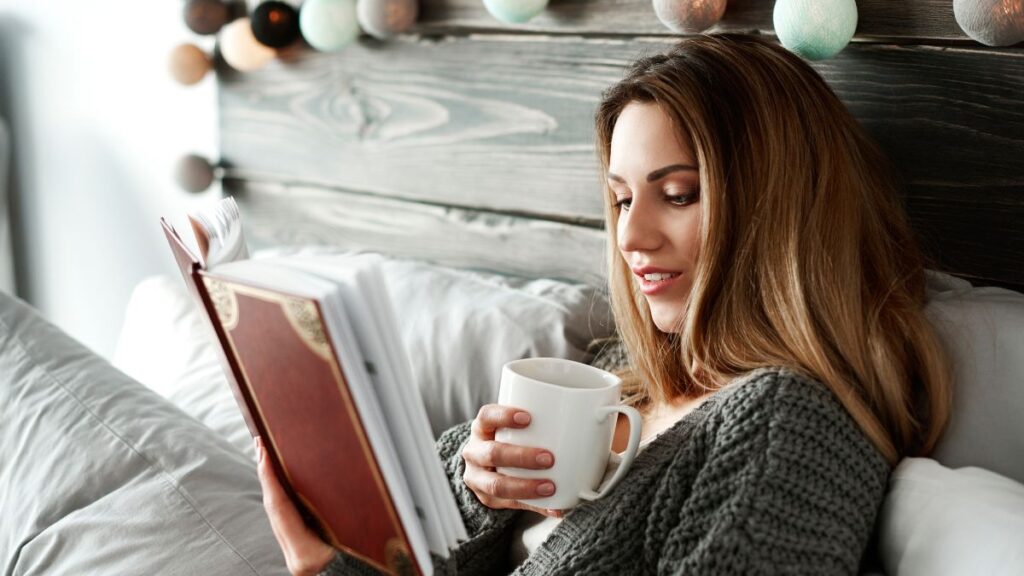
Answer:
[{"left": 0, "top": 291, "right": 286, "bottom": 575}]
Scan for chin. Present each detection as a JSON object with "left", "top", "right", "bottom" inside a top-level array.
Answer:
[{"left": 649, "top": 307, "right": 685, "bottom": 333}]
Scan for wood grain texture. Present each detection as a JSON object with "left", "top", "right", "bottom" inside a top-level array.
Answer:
[
  {"left": 220, "top": 36, "right": 1024, "bottom": 286},
  {"left": 414, "top": 0, "right": 975, "bottom": 41},
  {"left": 227, "top": 178, "right": 609, "bottom": 286}
]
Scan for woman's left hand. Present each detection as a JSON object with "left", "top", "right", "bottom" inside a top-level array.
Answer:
[{"left": 255, "top": 436, "right": 337, "bottom": 576}]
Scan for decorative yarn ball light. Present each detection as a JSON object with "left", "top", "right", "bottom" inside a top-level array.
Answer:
[
  {"left": 220, "top": 17, "right": 277, "bottom": 71},
  {"left": 175, "top": 154, "right": 216, "bottom": 193},
  {"left": 953, "top": 0, "right": 1024, "bottom": 47},
  {"left": 184, "top": 0, "right": 232, "bottom": 35},
  {"left": 300, "top": 0, "right": 361, "bottom": 52},
  {"left": 168, "top": 43, "right": 212, "bottom": 86},
  {"left": 356, "top": 0, "right": 418, "bottom": 39},
  {"left": 653, "top": 0, "right": 727, "bottom": 33},
  {"left": 773, "top": 0, "right": 858, "bottom": 60},
  {"left": 251, "top": 1, "right": 302, "bottom": 48},
  {"left": 481, "top": 0, "right": 549, "bottom": 24}
]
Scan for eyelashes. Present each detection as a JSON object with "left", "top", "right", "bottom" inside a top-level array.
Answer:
[{"left": 614, "top": 189, "right": 700, "bottom": 211}]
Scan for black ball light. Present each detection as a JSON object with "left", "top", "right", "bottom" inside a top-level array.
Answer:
[{"left": 250, "top": 1, "right": 302, "bottom": 49}]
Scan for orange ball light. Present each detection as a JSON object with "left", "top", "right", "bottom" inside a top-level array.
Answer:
[
  {"left": 219, "top": 17, "right": 277, "bottom": 72},
  {"left": 168, "top": 43, "right": 212, "bottom": 86}
]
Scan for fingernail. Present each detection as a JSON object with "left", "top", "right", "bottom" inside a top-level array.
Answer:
[
  {"left": 513, "top": 412, "right": 531, "bottom": 426},
  {"left": 537, "top": 482, "right": 555, "bottom": 496},
  {"left": 254, "top": 436, "right": 264, "bottom": 463},
  {"left": 536, "top": 453, "right": 553, "bottom": 467}
]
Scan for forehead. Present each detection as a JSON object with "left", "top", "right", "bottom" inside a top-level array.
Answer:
[{"left": 609, "top": 102, "right": 696, "bottom": 171}]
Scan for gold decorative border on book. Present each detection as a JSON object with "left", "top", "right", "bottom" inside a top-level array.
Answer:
[
  {"left": 386, "top": 538, "right": 415, "bottom": 576},
  {"left": 202, "top": 277, "right": 239, "bottom": 331},
  {"left": 281, "top": 297, "right": 332, "bottom": 362},
  {"left": 205, "top": 274, "right": 412, "bottom": 575}
]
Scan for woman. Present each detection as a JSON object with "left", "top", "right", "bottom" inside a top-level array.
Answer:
[{"left": 257, "top": 33, "right": 952, "bottom": 575}]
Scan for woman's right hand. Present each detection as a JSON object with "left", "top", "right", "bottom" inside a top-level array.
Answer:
[{"left": 460, "top": 404, "right": 563, "bottom": 518}]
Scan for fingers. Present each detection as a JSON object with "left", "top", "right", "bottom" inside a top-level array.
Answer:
[
  {"left": 471, "top": 404, "right": 532, "bottom": 438},
  {"left": 463, "top": 465, "right": 556, "bottom": 501},
  {"left": 462, "top": 439, "right": 555, "bottom": 470},
  {"left": 256, "top": 437, "right": 311, "bottom": 543},
  {"left": 465, "top": 404, "right": 561, "bottom": 514},
  {"left": 519, "top": 503, "right": 565, "bottom": 518},
  {"left": 255, "top": 436, "right": 336, "bottom": 576}
]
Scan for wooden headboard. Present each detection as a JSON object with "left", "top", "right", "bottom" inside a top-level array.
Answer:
[{"left": 217, "top": 0, "right": 1024, "bottom": 291}]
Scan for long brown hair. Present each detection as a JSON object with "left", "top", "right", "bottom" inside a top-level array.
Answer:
[{"left": 595, "top": 34, "right": 952, "bottom": 464}]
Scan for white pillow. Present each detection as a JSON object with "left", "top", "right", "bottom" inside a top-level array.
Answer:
[
  {"left": 924, "top": 271, "right": 1024, "bottom": 485},
  {"left": 114, "top": 276, "right": 253, "bottom": 460},
  {"left": 114, "top": 252, "right": 613, "bottom": 455},
  {"left": 878, "top": 457, "right": 1024, "bottom": 576}
]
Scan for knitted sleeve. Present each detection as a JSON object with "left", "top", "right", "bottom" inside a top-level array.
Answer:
[
  {"left": 655, "top": 370, "right": 892, "bottom": 576},
  {"left": 318, "top": 420, "right": 520, "bottom": 576}
]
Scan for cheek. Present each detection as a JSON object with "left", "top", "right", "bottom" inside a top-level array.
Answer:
[{"left": 663, "top": 210, "right": 700, "bottom": 264}]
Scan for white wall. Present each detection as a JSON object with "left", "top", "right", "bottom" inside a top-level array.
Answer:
[{"left": 0, "top": 0, "right": 221, "bottom": 358}]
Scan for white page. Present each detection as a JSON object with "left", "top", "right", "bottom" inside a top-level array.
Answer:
[
  {"left": 188, "top": 196, "right": 250, "bottom": 267},
  {"left": 356, "top": 263, "right": 469, "bottom": 544},
  {"left": 272, "top": 255, "right": 462, "bottom": 553},
  {"left": 211, "top": 260, "right": 433, "bottom": 574}
]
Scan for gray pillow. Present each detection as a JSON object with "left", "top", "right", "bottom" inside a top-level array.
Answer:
[{"left": 0, "top": 291, "right": 287, "bottom": 575}]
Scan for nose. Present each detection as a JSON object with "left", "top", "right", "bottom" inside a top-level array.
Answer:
[{"left": 617, "top": 197, "right": 663, "bottom": 254}]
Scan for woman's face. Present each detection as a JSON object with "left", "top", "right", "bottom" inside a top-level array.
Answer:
[{"left": 608, "top": 102, "right": 701, "bottom": 333}]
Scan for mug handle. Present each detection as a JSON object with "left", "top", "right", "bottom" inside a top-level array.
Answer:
[{"left": 578, "top": 405, "right": 643, "bottom": 501}]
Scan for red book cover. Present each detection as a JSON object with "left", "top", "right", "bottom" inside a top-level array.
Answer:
[{"left": 161, "top": 219, "right": 420, "bottom": 576}]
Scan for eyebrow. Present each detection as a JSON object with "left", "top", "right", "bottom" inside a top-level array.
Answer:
[{"left": 606, "top": 164, "right": 699, "bottom": 184}]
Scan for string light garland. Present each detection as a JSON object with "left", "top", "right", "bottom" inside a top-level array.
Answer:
[
  {"left": 220, "top": 16, "right": 278, "bottom": 71},
  {"left": 183, "top": 0, "right": 234, "bottom": 35},
  {"left": 357, "top": 0, "right": 418, "bottom": 39},
  {"left": 168, "top": 43, "right": 213, "bottom": 85},
  {"left": 953, "top": 0, "right": 1024, "bottom": 46},
  {"left": 773, "top": 0, "right": 858, "bottom": 60},
  {"left": 653, "top": 0, "right": 728, "bottom": 34},
  {"left": 482, "top": 0, "right": 549, "bottom": 24},
  {"left": 299, "top": 0, "right": 362, "bottom": 51},
  {"left": 174, "top": 154, "right": 221, "bottom": 193},
  {"left": 251, "top": 1, "right": 302, "bottom": 48}
]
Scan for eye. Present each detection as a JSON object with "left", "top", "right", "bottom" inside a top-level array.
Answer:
[
  {"left": 614, "top": 196, "right": 632, "bottom": 211},
  {"left": 665, "top": 188, "right": 699, "bottom": 206}
]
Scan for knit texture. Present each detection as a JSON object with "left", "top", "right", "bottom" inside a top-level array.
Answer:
[{"left": 319, "top": 367, "right": 892, "bottom": 575}]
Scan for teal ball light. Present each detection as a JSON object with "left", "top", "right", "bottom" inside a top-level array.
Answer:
[
  {"left": 482, "top": 0, "right": 549, "bottom": 24},
  {"left": 300, "top": 0, "right": 361, "bottom": 52},
  {"left": 773, "top": 0, "right": 858, "bottom": 60}
]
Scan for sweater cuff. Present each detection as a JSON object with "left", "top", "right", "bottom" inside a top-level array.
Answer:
[{"left": 316, "top": 550, "right": 384, "bottom": 576}]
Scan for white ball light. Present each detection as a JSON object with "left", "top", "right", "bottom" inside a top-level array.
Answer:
[
  {"left": 357, "top": 0, "right": 418, "bottom": 39},
  {"left": 953, "top": 0, "right": 1024, "bottom": 47},
  {"left": 300, "top": 0, "right": 362, "bottom": 52},
  {"left": 219, "top": 17, "right": 277, "bottom": 72},
  {"left": 653, "top": 0, "right": 728, "bottom": 34}
]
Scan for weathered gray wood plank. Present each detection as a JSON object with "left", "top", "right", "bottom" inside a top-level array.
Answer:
[
  {"left": 414, "top": 0, "right": 974, "bottom": 41},
  {"left": 220, "top": 36, "right": 1024, "bottom": 286},
  {"left": 227, "top": 178, "right": 609, "bottom": 285}
]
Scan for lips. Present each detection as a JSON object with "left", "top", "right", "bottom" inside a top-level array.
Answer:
[{"left": 631, "top": 266, "right": 683, "bottom": 296}]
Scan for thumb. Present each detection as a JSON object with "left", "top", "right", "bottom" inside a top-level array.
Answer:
[{"left": 256, "top": 437, "right": 320, "bottom": 543}]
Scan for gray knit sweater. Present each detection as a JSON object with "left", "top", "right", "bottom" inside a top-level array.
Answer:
[{"left": 318, "top": 367, "right": 892, "bottom": 575}]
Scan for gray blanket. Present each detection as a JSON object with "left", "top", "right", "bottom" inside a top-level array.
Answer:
[{"left": 0, "top": 291, "right": 287, "bottom": 575}]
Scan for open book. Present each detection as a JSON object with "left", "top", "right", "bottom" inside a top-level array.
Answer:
[{"left": 161, "top": 197, "right": 467, "bottom": 576}]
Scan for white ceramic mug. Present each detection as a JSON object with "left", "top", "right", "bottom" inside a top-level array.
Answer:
[{"left": 495, "top": 357, "right": 643, "bottom": 510}]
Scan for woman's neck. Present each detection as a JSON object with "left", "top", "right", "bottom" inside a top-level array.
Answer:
[{"left": 613, "top": 392, "right": 713, "bottom": 452}]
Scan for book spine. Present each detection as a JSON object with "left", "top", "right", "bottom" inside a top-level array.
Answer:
[{"left": 193, "top": 269, "right": 263, "bottom": 439}]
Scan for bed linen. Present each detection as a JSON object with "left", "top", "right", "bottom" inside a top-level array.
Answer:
[{"left": 0, "top": 290, "right": 287, "bottom": 575}]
